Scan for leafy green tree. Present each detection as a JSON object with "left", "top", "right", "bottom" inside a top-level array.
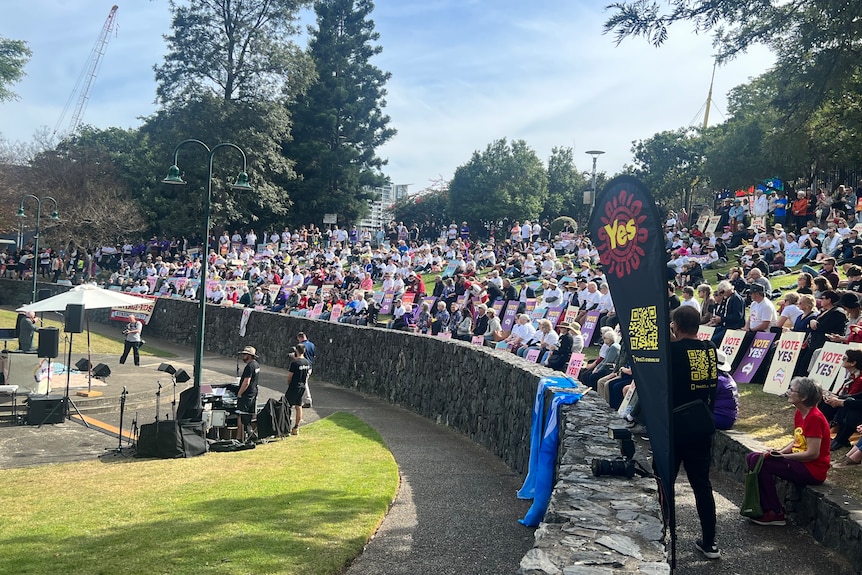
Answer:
[
  {"left": 544, "top": 146, "right": 590, "bottom": 223},
  {"left": 283, "top": 0, "right": 396, "bottom": 227},
  {"left": 702, "top": 72, "right": 811, "bottom": 190},
  {"left": 629, "top": 128, "right": 705, "bottom": 208},
  {"left": 448, "top": 138, "right": 548, "bottom": 225},
  {"left": 155, "top": 0, "right": 312, "bottom": 106},
  {"left": 0, "top": 36, "right": 31, "bottom": 102},
  {"left": 390, "top": 180, "right": 450, "bottom": 229},
  {"left": 604, "top": 1, "right": 862, "bottom": 121},
  {"left": 140, "top": 96, "right": 294, "bottom": 236}
]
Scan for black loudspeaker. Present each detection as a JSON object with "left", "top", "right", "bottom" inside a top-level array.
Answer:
[
  {"left": 37, "top": 288, "right": 52, "bottom": 302},
  {"left": 64, "top": 304, "right": 85, "bottom": 334},
  {"left": 176, "top": 386, "right": 203, "bottom": 421},
  {"left": 174, "top": 369, "right": 191, "bottom": 383},
  {"left": 157, "top": 363, "right": 177, "bottom": 375},
  {"left": 92, "top": 363, "right": 112, "bottom": 378},
  {"left": 136, "top": 420, "right": 206, "bottom": 458},
  {"left": 27, "top": 394, "right": 65, "bottom": 425},
  {"left": 75, "top": 358, "right": 91, "bottom": 371},
  {"left": 37, "top": 328, "right": 60, "bottom": 358}
]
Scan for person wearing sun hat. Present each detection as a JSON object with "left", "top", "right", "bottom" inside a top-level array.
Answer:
[
  {"left": 236, "top": 346, "right": 261, "bottom": 442},
  {"left": 545, "top": 322, "right": 578, "bottom": 371}
]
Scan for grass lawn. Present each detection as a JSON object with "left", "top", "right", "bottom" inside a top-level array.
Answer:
[
  {"left": 0, "top": 413, "right": 399, "bottom": 575},
  {"left": 0, "top": 308, "right": 176, "bottom": 358}
]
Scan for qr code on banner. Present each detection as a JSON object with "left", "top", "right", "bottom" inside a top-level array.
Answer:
[{"left": 629, "top": 306, "right": 658, "bottom": 350}]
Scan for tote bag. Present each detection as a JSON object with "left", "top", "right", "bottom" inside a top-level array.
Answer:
[{"left": 740, "top": 452, "right": 766, "bottom": 518}]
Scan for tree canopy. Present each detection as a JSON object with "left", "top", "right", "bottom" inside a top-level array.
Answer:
[
  {"left": 283, "top": 0, "right": 396, "bottom": 227},
  {"left": 0, "top": 36, "right": 31, "bottom": 102},
  {"left": 448, "top": 138, "right": 548, "bottom": 225}
]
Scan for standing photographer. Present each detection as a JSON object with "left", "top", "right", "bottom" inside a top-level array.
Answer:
[
  {"left": 119, "top": 314, "right": 143, "bottom": 366},
  {"left": 670, "top": 305, "right": 720, "bottom": 560}
]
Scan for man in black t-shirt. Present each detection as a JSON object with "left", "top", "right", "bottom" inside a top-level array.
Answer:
[
  {"left": 670, "top": 305, "right": 720, "bottom": 560},
  {"left": 237, "top": 346, "right": 260, "bottom": 442},
  {"left": 286, "top": 344, "right": 312, "bottom": 435}
]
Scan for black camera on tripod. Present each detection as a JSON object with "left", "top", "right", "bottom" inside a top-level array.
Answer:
[{"left": 591, "top": 426, "right": 643, "bottom": 479}]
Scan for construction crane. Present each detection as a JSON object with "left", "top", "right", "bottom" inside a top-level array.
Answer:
[{"left": 53, "top": 5, "right": 119, "bottom": 136}]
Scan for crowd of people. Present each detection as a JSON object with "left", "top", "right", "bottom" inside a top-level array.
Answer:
[{"left": 6, "top": 193, "right": 862, "bottom": 560}]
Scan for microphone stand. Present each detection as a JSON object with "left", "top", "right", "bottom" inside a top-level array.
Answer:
[{"left": 171, "top": 375, "right": 177, "bottom": 420}]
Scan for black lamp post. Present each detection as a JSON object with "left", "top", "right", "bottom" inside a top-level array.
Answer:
[
  {"left": 17, "top": 195, "right": 59, "bottom": 303},
  {"left": 585, "top": 150, "right": 605, "bottom": 210},
  {"left": 162, "top": 140, "right": 253, "bottom": 388}
]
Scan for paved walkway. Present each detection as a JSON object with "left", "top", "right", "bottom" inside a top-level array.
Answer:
[{"left": 0, "top": 317, "right": 856, "bottom": 573}]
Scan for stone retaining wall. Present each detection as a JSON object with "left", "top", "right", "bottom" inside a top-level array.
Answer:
[{"left": 2, "top": 280, "right": 860, "bottom": 570}]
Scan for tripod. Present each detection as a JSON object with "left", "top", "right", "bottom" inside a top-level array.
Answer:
[{"left": 62, "top": 332, "right": 86, "bottom": 425}]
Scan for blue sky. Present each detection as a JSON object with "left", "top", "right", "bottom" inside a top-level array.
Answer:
[{"left": 1, "top": 1, "right": 774, "bottom": 192}]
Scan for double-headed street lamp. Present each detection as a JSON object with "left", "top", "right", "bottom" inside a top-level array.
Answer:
[
  {"left": 162, "top": 140, "right": 253, "bottom": 388},
  {"left": 585, "top": 150, "right": 605, "bottom": 210},
  {"left": 17, "top": 195, "right": 59, "bottom": 304}
]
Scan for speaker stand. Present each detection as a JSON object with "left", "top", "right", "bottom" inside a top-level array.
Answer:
[
  {"left": 76, "top": 317, "right": 102, "bottom": 397},
  {"left": 62, "top": 333, "right": 88, "bottom": 427}
]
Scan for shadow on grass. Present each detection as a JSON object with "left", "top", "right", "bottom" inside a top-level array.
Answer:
[{"left": 0, "top": 488, "right": 390, "bottom": 575}]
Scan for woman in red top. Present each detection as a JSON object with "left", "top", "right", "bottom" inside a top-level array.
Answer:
[{"left": 745, "top": 376, "right": 830, "bottom": 525}]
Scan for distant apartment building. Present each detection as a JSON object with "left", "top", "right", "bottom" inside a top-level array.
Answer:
[{"left": 358, "top": 183, "right": 410, "bottom": 230}]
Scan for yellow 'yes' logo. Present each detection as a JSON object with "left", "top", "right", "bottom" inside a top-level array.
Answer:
[{"left": 603, "top": 219, "right": 638, "bottom": 250}]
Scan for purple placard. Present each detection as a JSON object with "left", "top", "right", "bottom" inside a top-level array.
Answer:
[
  {"left": 546, "top": 306, "right": 565, "bottom": 327},
  {"left": 524, "top": 298, "right": 537, "bottom": 315},
  {"left": 732, "top": 331, "right": 776, "bottom": 383},
  {"left": 380, "top": 290, "right": 395, "bottom": 315},
  {"left": 492, "top": 299, "right": 505, "bottom": 316},
  {"left": 501, "top": 301, "right": 518, "bottom": 332},
  {"left": 580, "top": 310, "right": 602, "bottom": 346}
]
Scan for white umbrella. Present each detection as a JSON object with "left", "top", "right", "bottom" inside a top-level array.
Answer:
[
  {"left": 17, "top": 284, "right": 152, "bottom": 313},
  {"left": 17, "top": 284, "right": 153, "bottom": 396}
]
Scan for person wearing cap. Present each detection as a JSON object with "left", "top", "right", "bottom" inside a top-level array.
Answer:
[
  {"left": 236, "top": 346, "right": 261, "bottom": 442},
  {"left": 545, "top": 322, "right": 578, "bottom": 371},
  {"left": 745, "top": 283, "right": 777, "bottom": 333},
  {"left": 729, "top": 198, "right": 747, "bottom": 229},
  {"left": 285, "top": 343, "right": 311, "bottom": 435}
]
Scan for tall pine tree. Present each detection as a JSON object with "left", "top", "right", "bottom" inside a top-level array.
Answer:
[{"left": 284, "top": 0, "right": 396, "bottom": 226}]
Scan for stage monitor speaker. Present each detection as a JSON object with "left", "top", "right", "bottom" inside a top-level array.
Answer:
[
  {"left": 37, "top": 328, "right": 60, "bottom": 358},
  {"left": 157, "top": 363, "right": 177, "bottom": 375},
  {"left": 64, "top": 304, "right": 85, "bottom": 334},
  {"left": 92, "top": 363, "right": 111, "bottom": 378},
  {"left": 174, "top": 369, "right": 191, "bottom": 383},
  {"left": 27, "top": 394, "right": 65, "bottom": 425},
  {"left": 37, "top": 288, "right": 52, "bottom": 302},
  {"left": 176, "top": 386, "right": 203, "bottom": 421},
  {"left": 75, "top": 358, "right": 91, "bottom": 371},
  {"left": 136, "top": 420, "right": 206, "bottom": 458}
]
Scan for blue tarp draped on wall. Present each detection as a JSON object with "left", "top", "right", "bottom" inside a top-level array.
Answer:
[{"left": 519, "top": 387, "right": 582, "bottom": 527}]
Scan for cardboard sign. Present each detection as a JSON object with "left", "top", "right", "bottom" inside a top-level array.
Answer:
[
  {"left": 329, "top": 304, "right": 343, "bottom": 323},
  {"left": 580, "top": 310, "right": 602, "bottom": 347},
  {"left": 696, "top": 325, "right": 715, "bottom": 341},
  {"left": 808, "top": 342, "right": 848, "bottom": 392},
  {"left": 706, "top": 215, "right": 721, "bottom": 234},
  {"left": 437, "top": 331, "right": 452, "bottom": 339},
  {"left": 471, "top": 336, "right": 485, "bottom": 347},
  {"left": 309, "top": 303, "right": 324, "bottom": 319},
  {"left": 501, "top": 301, "right": 519, "bottom": 332},
  {"left": 380, "top": 291, "right": 395, "bottom": 315},
  {"left": 524, "top": 298, "right": 537, "bottom": 315},
  {"left": 443, "top": 261, "right": 458, "bottom": 278},
  {"left": 401, "top": 292, "right": 416, "bottom": 307},
  {"left": 695, "top": 215, "right": 709, "bottom": 232},
  {"left": 565, "top": 352, "right": 586, "bottom": 379},
  {"left": 732, "top": 331, "right": 776, "bottom": 383},
  {"left": 546, "top": 306, "right": 564, "bottom": 327},
  {"left": 525, "top": 348, "right": 541, "bottom": 363},
  {"left": 763, "top": 332, "right": 805, "bottom": 395},
  {"left": 751, "top": 216, "right": 765, "bottom": 230},
  {"left": 492, "top": 299, "right": 505, "bottom": 316},
  {"left": 495, "top": 341, "right": 509, "bottom": 350},
  {"left": 784, "top": 248, "right": 807, "bottom": 268},
  {"left": 718, "top": 329, "right": 746, "bottom": 367},
  {"left": 563, "top": 305, "right": 580, "bottom": 325},
  {"left": 110, "top": 297, "right": 157, "bottom": 325}
]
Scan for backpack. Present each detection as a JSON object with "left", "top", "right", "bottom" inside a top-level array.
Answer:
[{"left": 256, "top": 397, "right": 292, "bottom": 438}]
